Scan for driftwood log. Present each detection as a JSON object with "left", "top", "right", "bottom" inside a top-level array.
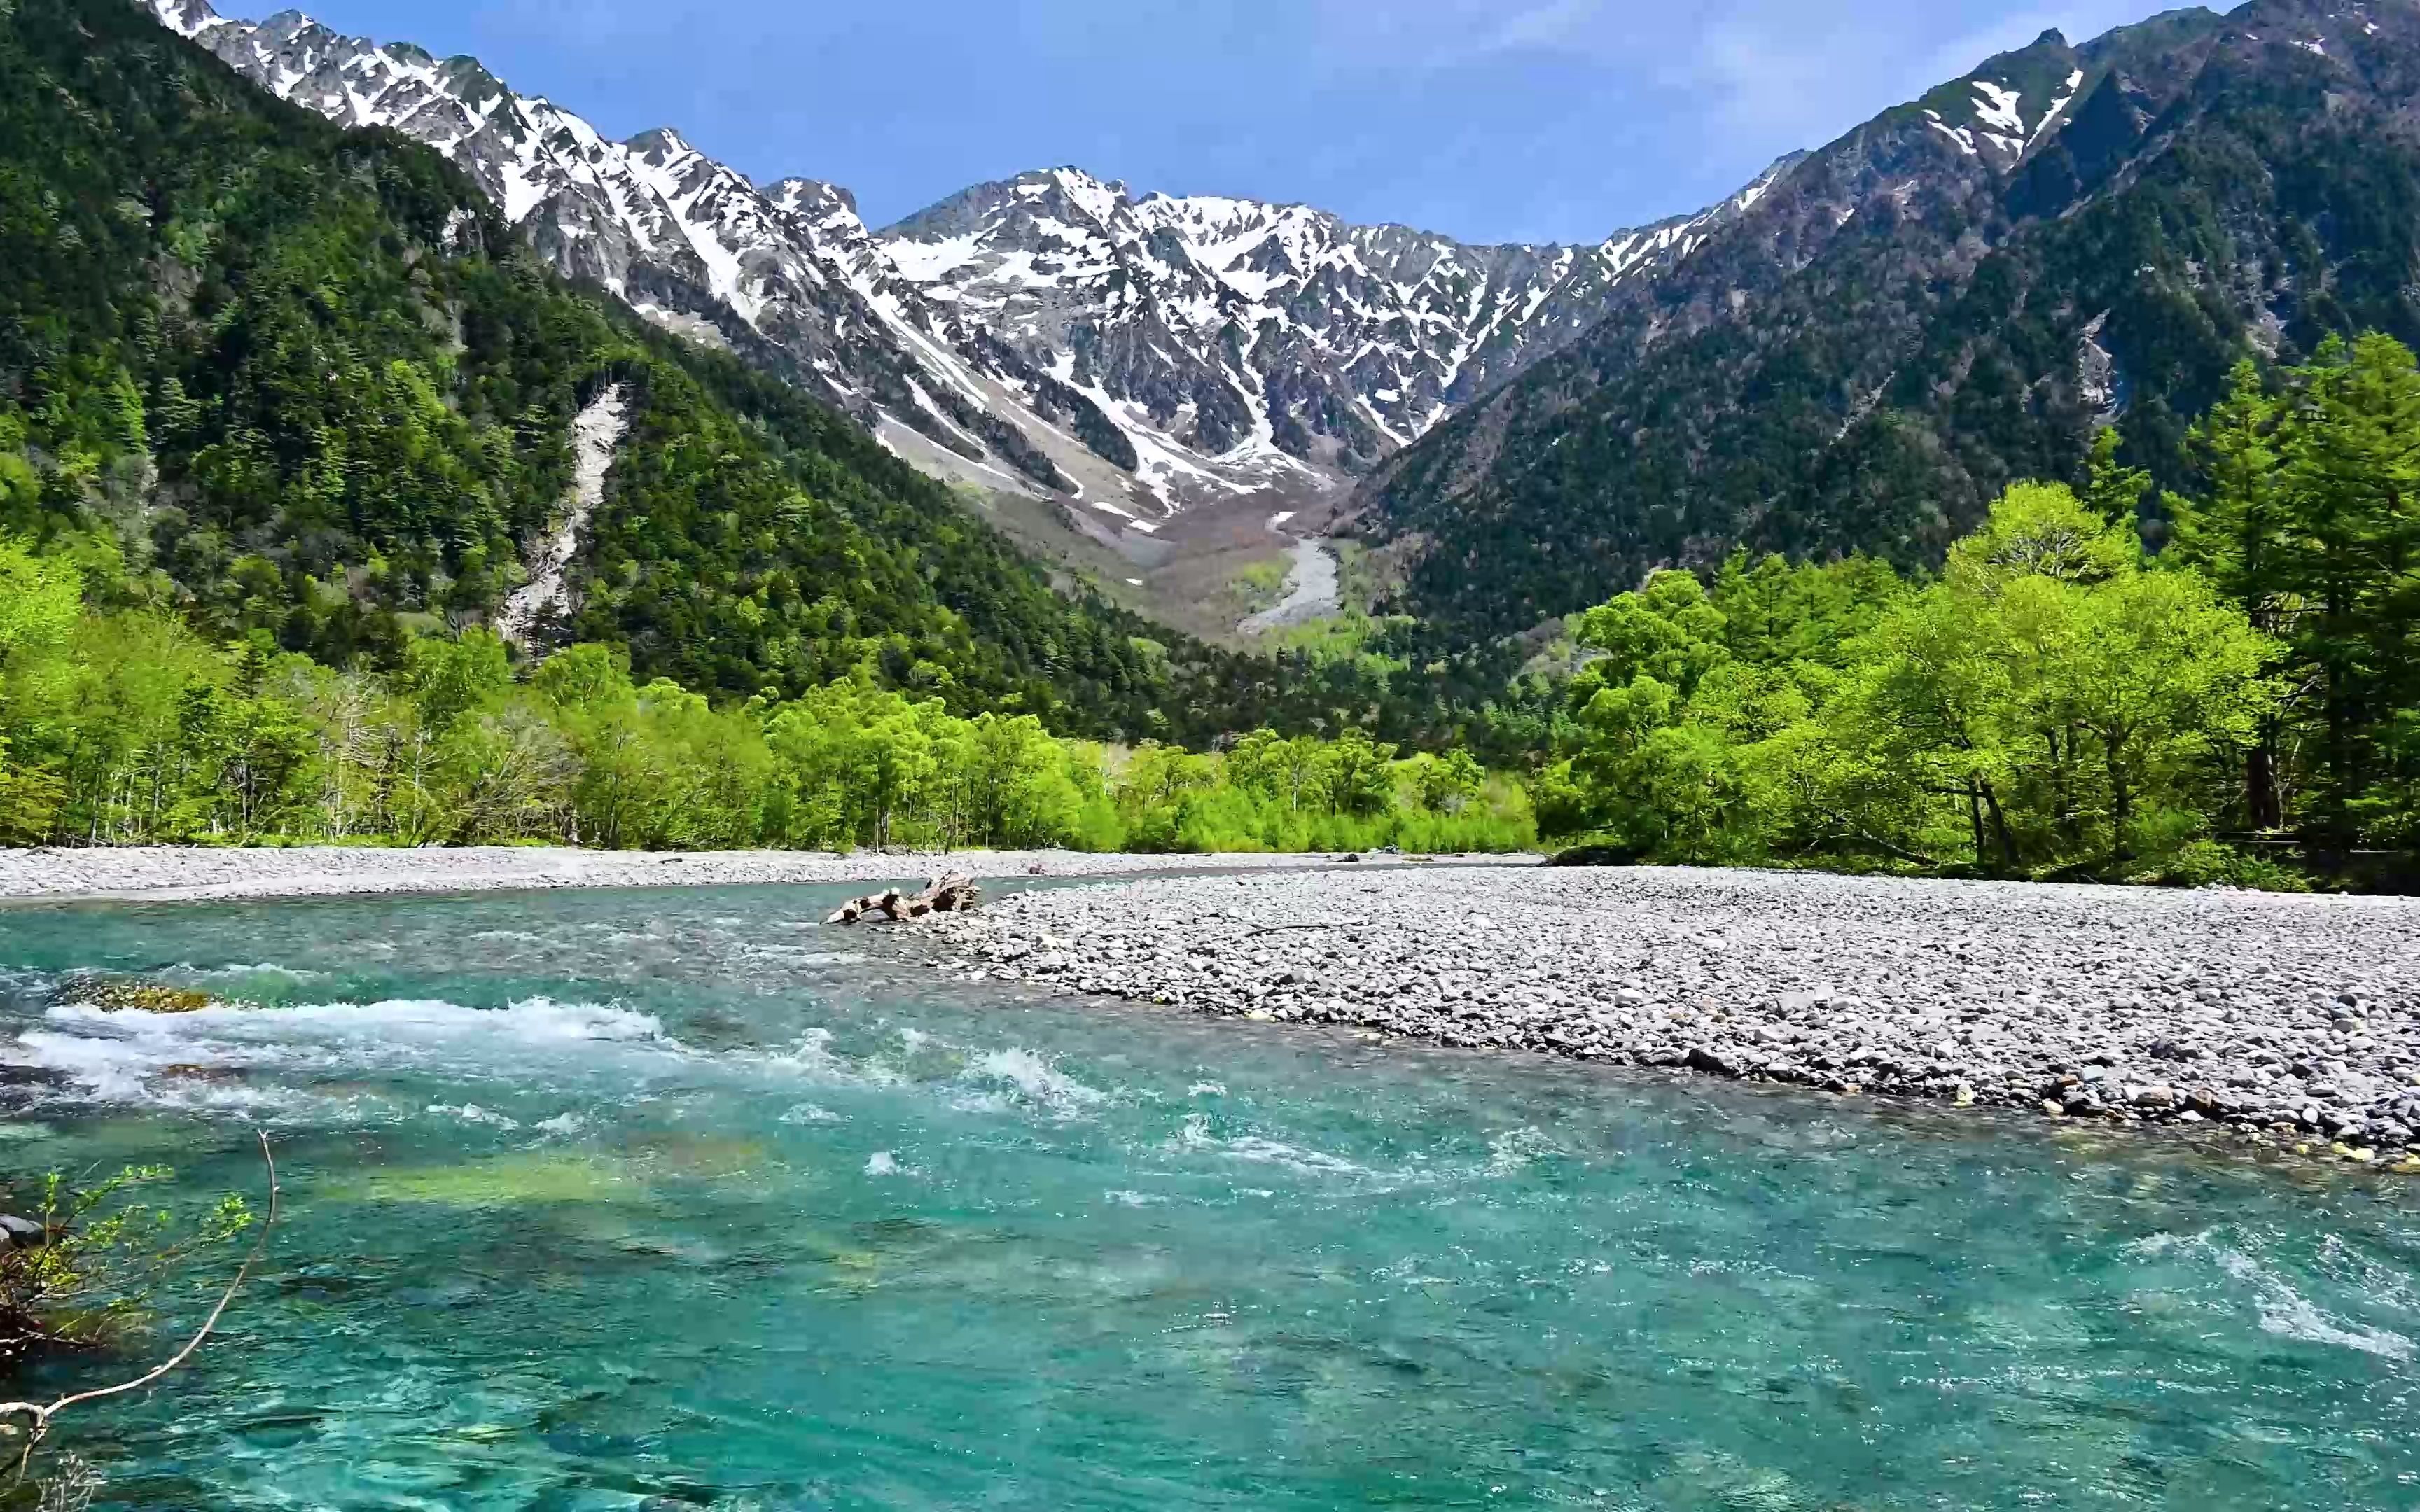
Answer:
[{"left": 826, "top": 872, "right": 980, "bottom": 925}]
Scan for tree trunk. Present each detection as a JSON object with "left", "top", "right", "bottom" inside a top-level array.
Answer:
[
  {"left": 2246, "top": 740, "right": 2280, "bottom": 833},
  {"left": 1979, "top": 778, "right": 2021, "bottom": 872},
  {"left": 2047, "top": 729, "right": 2066, "bottom": 847},
  {"left": 2108, "top": 743, "right": 2134, "bottom": 862}
]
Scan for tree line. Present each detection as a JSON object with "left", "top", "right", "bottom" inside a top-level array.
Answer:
[
  {"left": 0, "top": 540, "right": 1530, "bottom": 854},
  {"left": 1529, "top": 332, "right": 2420, "bottom": 888}
]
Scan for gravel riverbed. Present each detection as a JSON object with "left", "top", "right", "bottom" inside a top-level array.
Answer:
[
  {"left": 938, "top": 865, "right": 2420, "bottom": 1165},
  {"left": 0, "top": 846, "right": 1522, "bottom": 903}
]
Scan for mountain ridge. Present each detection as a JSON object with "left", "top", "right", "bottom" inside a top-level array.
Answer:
[
  {"left": 144, "top": 0, "right": 1767, "bottom": 536},
  {"left": 1347, "top": 0, "right": 2420, "bottom": 640},
  {"left": 875, "top": 162, "right": 1793, "bottom": 477},
  {"left": 11, "top": 0, "right": 1319, "bottom": 741},
  {"left": 144, "top": 0, "right": 2414, "bottom": 662}
]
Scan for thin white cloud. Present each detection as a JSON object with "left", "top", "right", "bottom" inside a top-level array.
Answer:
[
  {"left": 1314, "top": 0, "right": 2174, "bottom": 172},
  {"left": 1684, "top": 0, "right": 2160, "bottom": 150},
  {"left": 1304, "top": 0, "right": 1615, "bottom": 66},
  {"left": 1485, "top": 0, "right": 1608, "bottom": 54}
]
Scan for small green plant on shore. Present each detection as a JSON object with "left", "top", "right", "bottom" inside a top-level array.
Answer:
[{"left": 2129, "top": 839, "right": 2314, "bottom": 893}]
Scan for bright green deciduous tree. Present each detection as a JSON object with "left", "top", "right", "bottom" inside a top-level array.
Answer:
[{"left": 1543, "top": 483, "right": 2279, "bottom": 878}]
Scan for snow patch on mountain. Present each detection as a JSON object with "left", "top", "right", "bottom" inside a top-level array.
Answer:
[{"left": 875, "top": 164, "right": 1776, "bottom": 479}]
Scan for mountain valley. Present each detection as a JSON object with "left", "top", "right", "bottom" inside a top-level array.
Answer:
[
  {"left": 9, "top": 10, "right": 2420, "bottom": 1503},
  {"left": 150, "top": 0, "right": 2420, "bottom": 654},
  {"left": 14, "top": 0, "right": 2419, "bottom": 705},
  {"left": 143, "top": 0, "right": 1794, "bottom": 640}
]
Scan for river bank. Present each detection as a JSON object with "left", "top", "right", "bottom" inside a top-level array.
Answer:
[
  {"left": 0, "top": 844, "right": 1527, "bottom": 904},
  {"left": 11, "top": 849, "right": 2416, "bottom": 1166},
  {"left": 933, "top": 866, "right": 2420, "bottom": 1165}
]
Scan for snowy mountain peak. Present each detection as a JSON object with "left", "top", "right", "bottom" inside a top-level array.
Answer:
[
  {"left": 152, "top": 0, "right": 218, "bottom": 35},
  {"left": 139, "top": 0, "right": 1794, "bottom": 524},
  {"left": 872, "top": 158, "right": 1772, "bottom": 465},
  {"left": 770, "top": 178, "right": 859, "bottom": 218},
  {"left": 1029, "top": 167, "right": 1131, "bottom": 218},
  {"left": 626, "top": 126, "right": 711, "bottom": 167}
]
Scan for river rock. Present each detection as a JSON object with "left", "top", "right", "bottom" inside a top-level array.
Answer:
[{"left": 52, "top": 979, "right": 220, "bottom": 1014}]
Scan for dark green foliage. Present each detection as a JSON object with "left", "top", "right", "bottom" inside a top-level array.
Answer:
[
  {"left": 2167, "top": 336, "right": 2420, "bottom": 851},
  {"left": 0, "top": 0, "right": 561, "bottom": 649}
]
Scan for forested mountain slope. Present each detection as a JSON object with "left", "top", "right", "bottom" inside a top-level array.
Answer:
[
  {"left": 1354, "top": 0, "right": 2420, "bottom": 640},
  {"left": 0, "top": 0, "right": 1330, "bottom": 742}
]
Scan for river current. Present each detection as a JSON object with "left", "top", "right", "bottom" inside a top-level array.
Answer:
[{"left": 0, "top": 884, "right": 2414, "bottom": 1508}]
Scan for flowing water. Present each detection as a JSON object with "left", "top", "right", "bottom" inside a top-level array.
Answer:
[{"left": 0, "top": 886, "right": 2414, "bottom": 1510}]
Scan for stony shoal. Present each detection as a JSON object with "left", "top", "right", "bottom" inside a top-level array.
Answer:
[{"left": 936, "top": 865, "right": 2420, "bottom": 1158}]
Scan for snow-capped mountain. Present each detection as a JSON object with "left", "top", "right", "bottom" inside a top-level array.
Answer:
[
  {"left": 1351, "top": 6, "right": 2411, "bottom": 640},
  {"left": 143, "top": 0, "right": 1775, "bottom": 524},
  {"left": 876, "top": 164, "right": 1793, "bottom": 476},
  {"left": 144, "top": 0, "right": 1055, "bottom": 493}
]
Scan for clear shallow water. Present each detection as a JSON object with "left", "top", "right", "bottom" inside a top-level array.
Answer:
[{"left": 0, "top": 887, "right": 2413, "bottom": 1510}]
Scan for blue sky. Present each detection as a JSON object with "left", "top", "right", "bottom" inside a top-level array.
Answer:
[{"left": 261, "top": 0, "right": 2183, "bottom": 244}]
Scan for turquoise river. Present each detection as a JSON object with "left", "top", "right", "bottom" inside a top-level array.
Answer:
[{"left": 0, "top": 884, "right": 2415, "bottom": 1508}]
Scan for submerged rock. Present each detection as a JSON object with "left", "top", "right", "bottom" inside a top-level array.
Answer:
[
  {"left": 330, "top": 1152, "right": 644, "bottom": 1209},
  {"left": 52, "top": 978, "right": 222, "bottom": 1014},
  {"left": 151, "top": 1063, "right": 247, "bottom": 1087}
]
